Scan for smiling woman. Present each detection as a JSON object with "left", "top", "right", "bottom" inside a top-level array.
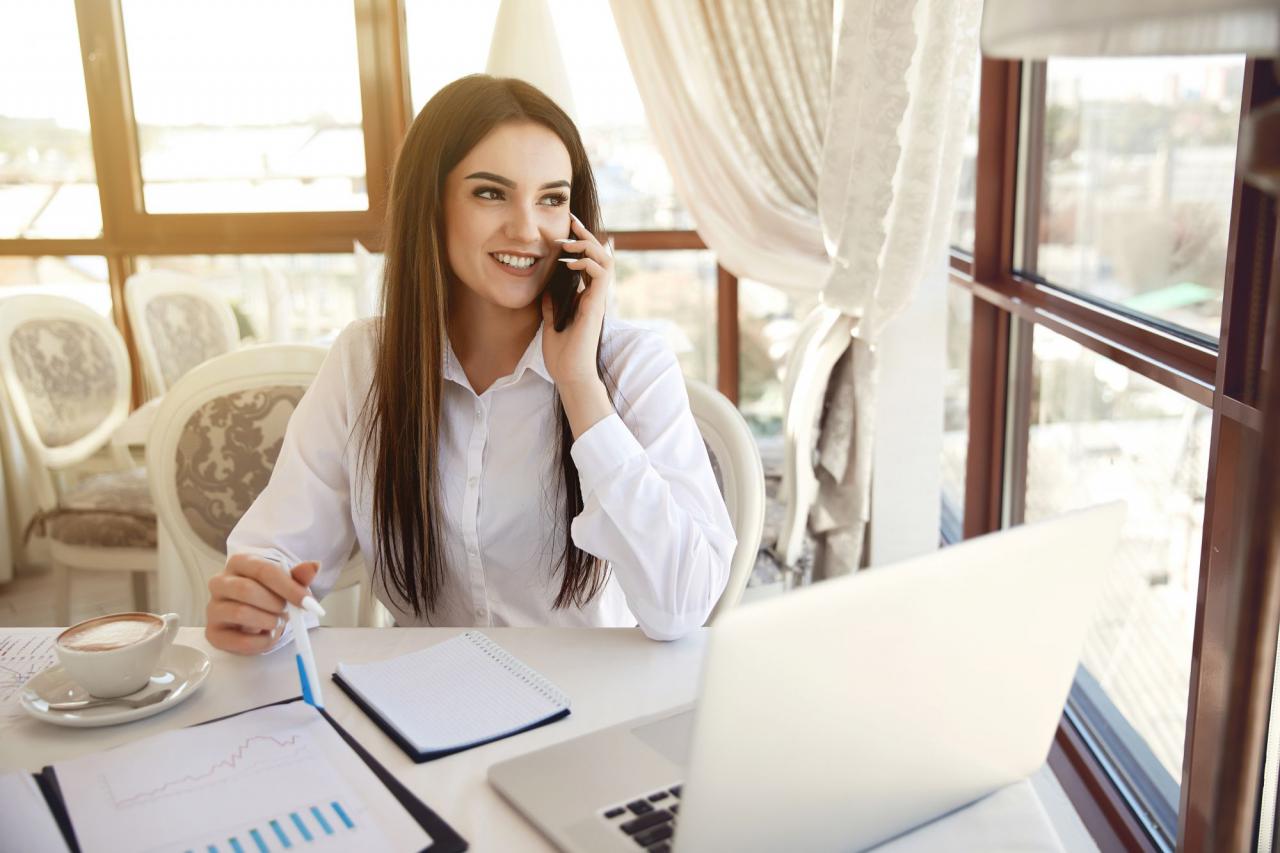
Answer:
[{"left": 205, "top": 75, "right": 737, "bottom": 653}]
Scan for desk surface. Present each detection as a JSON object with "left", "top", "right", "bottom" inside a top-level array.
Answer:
[{"left": 1, "top": 627, "right": 1067, "bottom": 852}]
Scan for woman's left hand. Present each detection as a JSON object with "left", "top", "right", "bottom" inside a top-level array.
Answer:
[{"left": 541, "top": 212, "right": 613, "bottom": 390}]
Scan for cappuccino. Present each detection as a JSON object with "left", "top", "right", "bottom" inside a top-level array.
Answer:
[{"left": 59, "top": 614, "right": 162, "bottom": 653}]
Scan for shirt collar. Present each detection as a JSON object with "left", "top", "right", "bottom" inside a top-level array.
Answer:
[{"left": 442, "top": 324, "right": 553, "bottom": 389}]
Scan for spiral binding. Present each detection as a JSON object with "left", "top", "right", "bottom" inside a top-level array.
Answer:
[{"left": 461, "top": 631, "right": 571, "bottom": 708}]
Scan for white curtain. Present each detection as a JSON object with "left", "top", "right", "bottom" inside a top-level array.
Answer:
[
  {"left": 612, "top": 0, "right": 980, "bottom": 574},
  {"left": 608, "top": 0, "right": 832, "bottom": 294}
]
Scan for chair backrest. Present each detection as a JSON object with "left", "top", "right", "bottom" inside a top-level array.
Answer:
[
  {"left": 124, "top": 270, "right": 240, "bottom": 397},
  {"left": 0, "top": 295, "right": 132, "bottom": 488},
  {"left": 686, "top": 380, "right": 766, "bottom": 624},
  {"left": 145, "top": 344, "right": 371, "bottom": 623}
]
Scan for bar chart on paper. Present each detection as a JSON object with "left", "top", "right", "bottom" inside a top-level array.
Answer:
[{"left": 53, "top": 704, "right": 428, "bottom": 853}]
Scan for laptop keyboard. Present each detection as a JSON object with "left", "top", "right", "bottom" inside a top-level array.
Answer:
[{"left": 601, "top": 783, "right": 683, "bottom": 852}]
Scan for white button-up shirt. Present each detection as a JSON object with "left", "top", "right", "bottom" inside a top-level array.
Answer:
[{"left": 226, "top": 316, "right": 736, "bottom": 641}]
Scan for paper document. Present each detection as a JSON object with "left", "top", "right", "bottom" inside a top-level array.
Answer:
[
  {"left": 335, "top": 630, "right": 570, "bottom": 755},
  {"left": 0, "top": 631, "right": 57, "bottom": 726},
  {"left": 0, "top": 771, "right": 70, "bottom": 851},
  {"left": 53, "top": 702, "right": 432, "bottom": 853}
]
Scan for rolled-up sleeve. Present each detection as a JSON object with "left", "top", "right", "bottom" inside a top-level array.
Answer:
[
  {"left": 225, "top": 328, "right": 360, "bottom": 608},
  {"left": 569, "top": 334, "right": 737, "bottom": 641}
]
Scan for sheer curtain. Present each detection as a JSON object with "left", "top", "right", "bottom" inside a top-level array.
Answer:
[{"left": 611, "top": 0, "right": 980, "bottom": 573}]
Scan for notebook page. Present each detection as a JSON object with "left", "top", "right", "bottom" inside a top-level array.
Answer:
[{"left": 335, "top": 631, "right": 570, "bottom": 754}]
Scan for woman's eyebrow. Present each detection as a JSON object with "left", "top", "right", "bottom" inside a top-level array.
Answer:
[{"left": 464, "top": 171, "right": 570, "bottom": 191}]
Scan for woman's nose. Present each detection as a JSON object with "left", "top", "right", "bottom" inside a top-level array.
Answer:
[{"left": 504, "top": 205, "right": 540, "bottom": 243}]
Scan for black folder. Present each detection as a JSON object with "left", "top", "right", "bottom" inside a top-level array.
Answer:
[{"left": 30, "top": 696, "right": 467, "bottom": 853}]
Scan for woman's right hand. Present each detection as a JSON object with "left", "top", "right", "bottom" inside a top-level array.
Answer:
[{"left": 206, "top": 555, "right": 320, "bottom": 655}]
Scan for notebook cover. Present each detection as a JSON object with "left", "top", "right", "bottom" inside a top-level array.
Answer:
[
  {"left": 332, "top": 670, "right": 571, "bottom": 764},
  {"left": 35, "top": 696, "right": 467, "bottom": 853}
]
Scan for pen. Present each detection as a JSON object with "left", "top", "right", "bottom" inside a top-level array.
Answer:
[{"left": 286, "top": 563, "right": 327, "bottom": 708}]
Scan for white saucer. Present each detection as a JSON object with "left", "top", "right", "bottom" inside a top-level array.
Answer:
[{"left": 20, "top": 643, "right": 211, "bottom": 728}]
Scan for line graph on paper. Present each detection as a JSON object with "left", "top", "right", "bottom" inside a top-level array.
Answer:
[
  {"left": 53, "top": 704, "right": 414, "bottom": 853},
  {"left": 103, "top": 732, "right": 313, "bottom": 809},
  {"left": 0, "top": 632, "right": 57, "bottom": 725}
]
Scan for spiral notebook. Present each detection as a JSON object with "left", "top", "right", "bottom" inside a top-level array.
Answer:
[{"left": 332, "top": 631, "right": 571, "bottom": 763}]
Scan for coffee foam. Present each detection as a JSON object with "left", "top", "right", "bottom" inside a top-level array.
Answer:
[{"left": 59, "top": 615, "right": 161, "bottom": 652}]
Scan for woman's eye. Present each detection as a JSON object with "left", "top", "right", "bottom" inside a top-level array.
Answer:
[
  {"left": 475, "top": 187, "right": 504, "bottom": 201},
  {"left": 540, "top": 194, "right": 569, "bottom": 207}
]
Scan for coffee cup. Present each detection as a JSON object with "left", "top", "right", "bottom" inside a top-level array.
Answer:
[{"left": 55, "top": 611, "right": 180, "bottom": 698}]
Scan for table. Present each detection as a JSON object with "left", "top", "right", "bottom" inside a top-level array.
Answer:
[{"left": 1, "top": 627, "right": 1067, "bottom": 852}]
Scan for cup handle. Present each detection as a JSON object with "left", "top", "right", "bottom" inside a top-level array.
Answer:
[{"left": 160, "top": 612, "right": 180, "bottom": 647}]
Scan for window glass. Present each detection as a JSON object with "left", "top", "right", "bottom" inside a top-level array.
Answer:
[
  {"left": 738, "top": 279, "right": 819, "bottom": 439},
  {"left": 611, "top": 250, "right": 716, "bottom": 387},
  {"left": 0, "top": 257, "right": 111, "bottom": 315},
  {"left": 133, "top": 254, "right": 375, "bottom": 345},
  {"left": 0, "top": 1, "right": 102, "bottom": 238},
  {"left": 950, "top": 71, "right": 980, "bottom": 254},
  {"left": 942, "top": 284, "right": 971, "bottom": 538},
  {"left": 404, "top": 2, "right": 691, "bottom": 231},
  {"left": 1025, "top": 324, "right": 1209, "bottom": 784},
  {"left": 1029, "top": 56, "right": 1244, "bottom": 338},
  {"left": 404, "top": 1, "right": 501, "bottom": 111},
  {"left": 122, "top": 0, "right": 367, "bottom": 213}
]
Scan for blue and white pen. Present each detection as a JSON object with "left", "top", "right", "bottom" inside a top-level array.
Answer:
[{"left": 286, "top": 564, "right": 327, "bottom": 708}]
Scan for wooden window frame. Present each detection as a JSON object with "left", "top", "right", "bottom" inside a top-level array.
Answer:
[
  {"left": 1, "top": 0, "right": 740, "bottom": 407},
  {"left": 957, "top": 55, "right": 1279, "bottom": 852}
]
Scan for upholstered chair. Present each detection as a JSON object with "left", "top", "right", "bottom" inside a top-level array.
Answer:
[
  {"left": 0, "top": 295, "right": 157, "bottom": 624},
  {"left": 145, "top": 344, "right": 378, "bottom": 626},
  {"left": 686, "top": 380, "right": 766, "bottom": 624},
  {"left": 124, "top": 270, "right": 240, "bottom": 399}
]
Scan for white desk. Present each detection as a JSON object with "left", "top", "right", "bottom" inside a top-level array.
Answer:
[{"left": 1, "top": 627, "right": 1067, "bottom": 852}]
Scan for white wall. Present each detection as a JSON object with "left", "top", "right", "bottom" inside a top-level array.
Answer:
[{"left": 868, "top": 260, "right": 947, "bottom": 566}]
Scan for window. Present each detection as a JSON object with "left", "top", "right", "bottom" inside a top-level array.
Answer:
[
  {"left": 1022, "top": 56, "right": 1245, "bottom": 339},
  {"left": 0, "top": 256, "right": 111, "bottom": 315},
  {"left": 611, "top": 250, "right": 717, "bottom": 387},
  {"left": 941, "top": 285, "right": 971, "bottom": 541},
  {"left": 0, "top": 1, "right": 102, "bottom": 238},
  {"left": 1026, "top": 325, "right": 1207, "bottom": 793},
  {"left": 950, "top": 72, "right": 980, "bottom": 254},
  {"left": 738, "top": 279, "right": 819, "bottom": 438},
  {"left": 134, "top": 254, "right": 374, "bottom": 345},
  {"left": 404, "top": 1, "right": 691, "bottom": 232},
  {"left": 956, "top": 54, "right": 1268, "bottom": 850},
  {"left": 404, "top": 1, "right": 500, "bottom": 111},
  {"left": 121, "top": 0, "right": 368, "bottom": 213}
]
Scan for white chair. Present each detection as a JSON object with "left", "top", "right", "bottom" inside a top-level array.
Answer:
[
  {"left": 124, "top": 270, "right": 240, "bottom": 398},
  {"left": 686, "top": 380, "right": 766, "bottom": 624},
  {"left": 0, "top": 294, "right": 157, "bottom": 624},
  {"left": 145, "top": 344, "right": 380, "bottom": 626},
  {"left": 774, "top": 305, "right": 857, "bottom": 580}
]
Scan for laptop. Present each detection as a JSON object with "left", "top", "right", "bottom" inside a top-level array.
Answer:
[{"left": 488, "top": 502, "right": 1125, "bottom": 852}]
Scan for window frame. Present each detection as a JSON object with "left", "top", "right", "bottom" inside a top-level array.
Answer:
[
  {"left": 956, "top": 56, "right": 1277, "bottom": 851},
  {"left": 0, "top": 0, "right": 741, "bottom": 407}
]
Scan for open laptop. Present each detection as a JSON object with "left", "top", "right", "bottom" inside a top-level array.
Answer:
[{"left": 488, "top": 502, "right": 1125, "bottom": 852}]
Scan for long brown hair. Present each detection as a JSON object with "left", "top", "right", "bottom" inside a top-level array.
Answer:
[{"left": 359, "top": 74, "right": 611, "bottom": 620}]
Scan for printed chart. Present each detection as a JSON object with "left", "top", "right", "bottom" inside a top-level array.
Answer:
[{"left": 54, "top": 703, "right": 430, "bottom": 853}]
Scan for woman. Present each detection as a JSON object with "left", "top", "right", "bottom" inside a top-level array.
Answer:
[{"left": 206, "top": 75, "right": 735, "bottom": 654}]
